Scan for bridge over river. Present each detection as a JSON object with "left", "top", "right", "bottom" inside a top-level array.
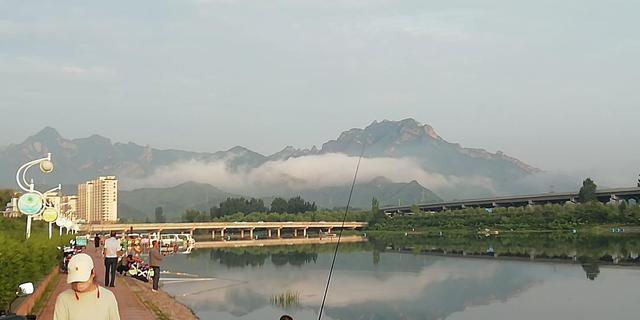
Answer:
[
  {"left": 383, "top": 187, "right": 640, "bottom": 214},
  {"left": 80, "top": 221, "right": 367, "bottom": 240}
]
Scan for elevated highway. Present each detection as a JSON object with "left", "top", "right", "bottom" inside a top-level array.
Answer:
[
  {"left": 382, "top": 187, "right": 640, "bottom": 214},
  {"left": 80, "top": 221, "right": 367, "bottom": 240}
]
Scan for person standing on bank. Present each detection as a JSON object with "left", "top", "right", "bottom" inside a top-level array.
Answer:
[
  {"left": 103, "top": 231, "right": 121, "bottom": 287},
  {"left": 149, "top": 240, "right": 164, "bottom": 292},
  {"left": 54, "top": 253, "right": 120, "bottom": 320}
]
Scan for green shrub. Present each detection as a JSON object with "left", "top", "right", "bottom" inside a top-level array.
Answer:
[{"left": 0, "top": 217, "right": 72, "bottom": 307}]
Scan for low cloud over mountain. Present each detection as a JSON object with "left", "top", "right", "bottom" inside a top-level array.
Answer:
[
  {"left": 0, "top": 118, "right": 579, "bottom": 212},
  {"left": 128, "top": 153, "right": 495, "bottom": 197}
]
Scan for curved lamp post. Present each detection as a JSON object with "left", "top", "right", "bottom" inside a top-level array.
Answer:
[
  {"left": 15, "top": 153, "right": 55, "bottom": 239},
  {"left": 42, "top": 184, "right": 62, "bottom": 239}
]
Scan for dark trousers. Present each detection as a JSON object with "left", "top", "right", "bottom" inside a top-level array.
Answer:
[
  {"left": 152, "top": 266, "right": 160, "bottom": 290},
  {"left": 104, "top": 257, "right": 118, "bottom": 287}
]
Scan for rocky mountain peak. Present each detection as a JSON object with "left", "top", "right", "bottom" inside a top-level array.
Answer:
[{"left": 24, "top": 126, "right": 63, "bottom": 145}]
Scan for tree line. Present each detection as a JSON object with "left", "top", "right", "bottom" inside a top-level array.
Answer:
[{"left": 180, "top": 196, "right": 318, "bottom": 222}]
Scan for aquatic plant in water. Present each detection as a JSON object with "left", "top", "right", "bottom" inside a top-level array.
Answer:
[{"left": 271, "top": 290, "right": 300, "bottom": 308}]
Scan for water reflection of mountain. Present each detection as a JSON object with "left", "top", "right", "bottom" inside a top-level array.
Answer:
[
  {"left": 163, "top": 234, "right": 640, "bottom": 319},
  {"left": 581, "top": 263, "right": 600, "bottom": 280},
  {"left": 172, "top": 250, "right": 541, "bottom": 320},
  {"left": 325, "top": 263, "right": 538, "bottom": 320}
]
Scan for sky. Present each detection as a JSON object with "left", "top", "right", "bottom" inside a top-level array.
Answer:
[{"left": 1, "top": 0, "right": 639, "bottom": 187}]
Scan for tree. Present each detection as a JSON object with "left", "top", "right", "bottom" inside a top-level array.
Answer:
[
  {"left": 182, "top": 209, "right": 208, "bottom": 222},
  {"left": 270, "top": 197, "right": 289, "bottom": 213},
  {"left": 578, "top": 178, "right": 597, "bottom": 203},
  {"left": 0, "top": 189, "right": 15, "bottom": 208},
  {"left": 368, "top": 197, "right": 386, "bottom": 227},
  {"left": 214, "top": 197, "right": 268, "bottom": 216},
  {"left": 154, "top": 206, "right": 166, "bottom": 223}
]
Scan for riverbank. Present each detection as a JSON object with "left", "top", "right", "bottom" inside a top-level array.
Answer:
[{"left": 195, "top": 235, "right": 366, "bottom": 248}]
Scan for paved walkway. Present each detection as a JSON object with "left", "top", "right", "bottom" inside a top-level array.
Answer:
[{"left": 39, "top": 249, "right": 156, "bottom": 320}]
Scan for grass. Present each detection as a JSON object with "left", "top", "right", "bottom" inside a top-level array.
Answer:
[
  {"left": 271, "top": 290, "right": 300, "bottom": 308},
  {"left": 124, "top": 278, "right": 171, "bottom": 320},
  {"left": 134, "top": 292, "right": 171, "bottom": 320},
  {"left": 32, "top": 272, "right": 60, "bottom": 316}
]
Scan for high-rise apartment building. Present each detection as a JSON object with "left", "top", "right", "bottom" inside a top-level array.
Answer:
[
  {"left": 77, "top": 176, "right": 118, "bottom": 223},
  {"left": 61, "top": 195, "right": 79, "bottom": 221}
]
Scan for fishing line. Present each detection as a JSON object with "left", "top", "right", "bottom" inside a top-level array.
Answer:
[{"left": 317, "top": 143, "right": 366, "bottom": 320}]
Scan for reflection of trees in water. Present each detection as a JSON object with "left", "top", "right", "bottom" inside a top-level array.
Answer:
[
  {"left": 210, "top": 250, "right": 268, "bottom": 268},
  {"left": 209, "top": 248, "right": 318, "bottom": 268},
  {"left": 368, "top": 233, "right": 640, "bottom": 270},
  {"left": 271, "top": 252, "right": 317, "bottom": 266}
]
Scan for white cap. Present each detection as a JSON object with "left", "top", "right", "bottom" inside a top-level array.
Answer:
[{"left": 67, "top": 253, "right": 94, "bottom": 284}]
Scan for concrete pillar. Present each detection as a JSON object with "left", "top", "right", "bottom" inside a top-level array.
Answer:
[
  {"left": 241, "top": 229, "right": 245, "bottom": 239},
  {"left": 212, "top": 230, "right": 216, "bottom": 240},
  {"left": 294, "top": 229, "right": 298, "bottom": 237},
  {"left": 268, "top": 229, "right": 272, "bottom": 238},
  {"left": 221, "top": 228, "right": 225, "bottom": 240},
  {"left": 250, "top": 228, "right": 254, "bottom": 240},
  {"left": 189, "top": 229, "right": 194, "bottom": 238},
  {"left": 303, "top": 228, "right": 308, "bottom": 237},
  {"left": 328, "top": 228, "right": 332, "bottom": 234},
  {"left": 277, "top": 228, "right": 281, "bottom": 238}
]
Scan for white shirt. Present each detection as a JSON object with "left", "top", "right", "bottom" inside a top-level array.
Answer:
[
  {"left": 104, "top": 237, "right": 121, "bottom": 258},
  {"left": 54, "top": 286, "right": 120, "bottom": 320}
]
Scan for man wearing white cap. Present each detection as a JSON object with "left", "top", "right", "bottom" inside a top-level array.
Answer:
[{"left": 53, "top": 253, "right": 120, "bottom": 320}]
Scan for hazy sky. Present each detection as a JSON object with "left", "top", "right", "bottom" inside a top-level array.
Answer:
[{"left": 1, "top": 0, "right": 638, "bottom": 186}]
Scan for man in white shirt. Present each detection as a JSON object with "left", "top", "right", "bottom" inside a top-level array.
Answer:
[
  {"left": 54, "top": 253, "right": 120, "bottom": 320},
  {"left": 103, "top": 231, "right": 121, "bottom": 287}
]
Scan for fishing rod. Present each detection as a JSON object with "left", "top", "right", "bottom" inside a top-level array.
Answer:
[{"left": 317, "top": 143, "right": 366, "bottom": 320}]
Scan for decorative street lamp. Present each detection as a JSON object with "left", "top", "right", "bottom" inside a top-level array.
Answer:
[
  {"left": 56, "top": 216, "right": 67, "bottom": 236},
  {"left": 15, "top": 153, "right": 56, "bottom": 239},
  {"left": 42, "top": 184, "right": 61, "bottom": 239}
]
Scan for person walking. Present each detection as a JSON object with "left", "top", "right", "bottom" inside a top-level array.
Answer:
[
  {"left": 54, "top": 253, "right": 120, "bottom": 320},
  {"left": 149, "top": 240, "right": 164, "bottom": 292},
  {"left": 94, "top": 234, "right": 101, "bottom": 252},
  {"left": 103, "top": 231, "right": 121, "bottom": 287}
]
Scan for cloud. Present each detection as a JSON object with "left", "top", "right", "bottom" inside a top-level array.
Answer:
[
  {"left": 125, "top": 153, "right": 495, "bottom": 194},
  {"left": 0, "top": 56, "right": 117, "bottom": 80}
]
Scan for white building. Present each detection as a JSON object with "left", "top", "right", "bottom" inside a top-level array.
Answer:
[{"left": 78, "top": 176, "right": 118, "bottom": 223}]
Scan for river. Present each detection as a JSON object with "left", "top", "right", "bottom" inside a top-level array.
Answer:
[{"left": 159, "top": 234, "right": 640, "bottom": 319}]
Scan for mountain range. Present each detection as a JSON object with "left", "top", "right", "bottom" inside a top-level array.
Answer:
[{"left": 0, "top": 118, "right": 553, "bottom": 220}]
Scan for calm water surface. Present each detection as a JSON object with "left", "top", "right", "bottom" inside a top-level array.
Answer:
[{"left": 160, "top": 235, "right": 640, "bottom": 319}]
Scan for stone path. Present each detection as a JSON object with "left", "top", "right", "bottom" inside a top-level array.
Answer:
[{"left": 38, "top": 248, "right": 156, "bottom": 320}]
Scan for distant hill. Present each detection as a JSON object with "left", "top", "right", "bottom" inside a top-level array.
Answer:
[
  {"left": 318, "top": 119, "right": 540, "bottom": 195},
  {"left": 0, "top": 119, "right": 549, "bottom": 203},
  {"left": 117, "top": 178, "right": 440, "bottom": 220},
  {"left": 0, "top": 127, "right": 267, "bottom": 187},
  {"left": 293, "top": 177, "right": 442, "bottom": 209},
  {"left": 118, "top": 182, "right": 240, "bottom": 221}
]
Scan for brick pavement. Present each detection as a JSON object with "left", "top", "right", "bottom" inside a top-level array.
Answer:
[{"left": 38, "top": 248, "right": 156, "bottom": 320}]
